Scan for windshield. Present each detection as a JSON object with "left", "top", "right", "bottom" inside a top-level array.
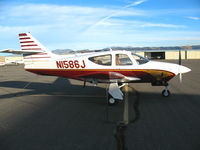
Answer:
[{"left": 132, "top": 53, "right": 149, "bottom": 65}]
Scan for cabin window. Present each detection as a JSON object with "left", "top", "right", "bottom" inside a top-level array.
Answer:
[
  {"left": 116, "top": 54, "right": 132, "bottom": 66},
  {"left": 88, "top": 54, "right": 112, "bottom": 66},
  {"left": 132, "top": 53, "right": 149, "bottom": 65}
]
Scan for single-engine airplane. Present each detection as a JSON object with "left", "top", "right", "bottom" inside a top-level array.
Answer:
[{"left": 0, "top": 33, "right": 191, "bottom": 105}]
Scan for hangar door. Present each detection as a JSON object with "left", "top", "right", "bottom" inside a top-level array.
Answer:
[{"left": 144, "top": 52, "right": 165, "bottom": 59}]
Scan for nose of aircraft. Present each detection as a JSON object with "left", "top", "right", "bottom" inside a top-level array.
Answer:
[{"left": 179, "top": 65, "right": 191, "bottom": 74}]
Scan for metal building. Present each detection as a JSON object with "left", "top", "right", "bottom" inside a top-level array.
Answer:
[{"left": 135, "top": 49, "right": 200, "bottom": 60}]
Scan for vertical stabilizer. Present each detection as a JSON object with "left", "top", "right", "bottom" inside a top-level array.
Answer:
[{"left": 19, "top": 32, "right": 54, "bottom": 62}]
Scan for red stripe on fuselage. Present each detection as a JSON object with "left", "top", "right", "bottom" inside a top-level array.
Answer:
[{"left": 25, "top": 69, "right": 175, "bottom": 83}]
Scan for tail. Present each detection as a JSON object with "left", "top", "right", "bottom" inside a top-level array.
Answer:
[{"left": 19, "top": 32, "right": 54, "bottom": 62}]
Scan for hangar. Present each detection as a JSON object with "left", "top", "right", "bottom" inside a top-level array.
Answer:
[
  {"left": 135, "top": 49, "right": 200, "bottom": 60},
  {"left": 1, "top": 55, "right": 24, "bottom": 65}
]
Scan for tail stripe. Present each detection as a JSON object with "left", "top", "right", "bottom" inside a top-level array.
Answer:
[
  {"left": 20, "top": 37, "right": 31, "bottom": 40},
  {"left": 19, "top": 33, "right": 27, "bottom": 36},
  {"left": 19, "top": 33, "right": 43, "bottom": 51},
  {"left": 22, "top": 48, "right": 42, "bottom": 50},
  {"left": 19, "top": 32, "right": 54, "bottom": 61},
  {"left": 21, "top": 44, "right": 38, "bottom": 47},
  {"left": 20, "top": 41, "right": 34, "bottom": 43}
]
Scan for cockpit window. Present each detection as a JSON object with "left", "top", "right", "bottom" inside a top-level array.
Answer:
[
  {"left": 132, "top": 53, "right": 149, "bottom": 65},
  {"left": 116, "top": 54, "right": 132, "bottom": 66},
  {"left": 88, "top": 54, "right": 112, "bottom": 66}
]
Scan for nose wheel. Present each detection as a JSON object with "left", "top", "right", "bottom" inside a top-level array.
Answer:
[
  {"left": 162, "top": 89, "right": 170, "bottom": 97},
  {"left": 162, "top": 85, "right": 170, "bottom": 97}
]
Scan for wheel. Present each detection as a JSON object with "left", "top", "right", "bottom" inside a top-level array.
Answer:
[
  {"left": 108, "top": 94, "right": 118, "bottom": 106},
  {"left": 162, "top": 89, "right": 170, "bottom": 97}
]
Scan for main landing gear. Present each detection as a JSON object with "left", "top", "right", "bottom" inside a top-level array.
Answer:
[
  {"left": 108, "top": 94, "right": 119, "bottom": 106},
  {"left": 108, "top": 94, "right": 118, "bottom": 106},
  {"left": 107, "top": 83, "right": 124, "bottom": 106}
]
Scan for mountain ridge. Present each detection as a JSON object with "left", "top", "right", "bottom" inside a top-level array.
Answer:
[{"left": 52, "top": 45, "right": 200, "bottom": 55}]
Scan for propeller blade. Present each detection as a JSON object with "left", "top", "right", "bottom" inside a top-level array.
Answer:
[
  {"left": 179, "top": 49, "right": 182, "bottom": 85},
  {"left": 179, "top": 72, "right": 182, "bottom": 85}
]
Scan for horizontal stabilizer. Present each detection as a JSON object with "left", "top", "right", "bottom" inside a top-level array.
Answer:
[{"left": 0, "top": 49, "right": 45, "bottom": 55}]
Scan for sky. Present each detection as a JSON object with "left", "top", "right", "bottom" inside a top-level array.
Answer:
[{"left": 0, "top": 0, "right": 200, "bottom": 53}]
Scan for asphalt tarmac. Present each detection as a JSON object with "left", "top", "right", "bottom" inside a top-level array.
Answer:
[{"left": 0, "top": 60, "right": 200, "bottom": 150}]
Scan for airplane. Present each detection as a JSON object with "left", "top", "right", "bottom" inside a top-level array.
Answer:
[{"left": 0, "top": 33, "right": 191, "bottom": 105}]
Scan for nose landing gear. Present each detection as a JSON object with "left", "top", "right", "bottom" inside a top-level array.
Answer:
[
  {"left": 162, "top": 85, "right": 170, "bottom": 97},
  {"left": 152, "top": 81, "right": 171, "bottom": 97}
]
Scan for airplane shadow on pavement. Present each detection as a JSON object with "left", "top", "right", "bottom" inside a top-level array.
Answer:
[{"left": 0, "top": 77, "right": 105, "bottom": 101}]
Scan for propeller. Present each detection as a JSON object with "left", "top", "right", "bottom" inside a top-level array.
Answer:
[{"left": 179, "top": 49, "right": 182, "bottom": 85}]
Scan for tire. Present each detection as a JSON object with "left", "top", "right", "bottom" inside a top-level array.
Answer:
[
  {"left": 162, "top": 89, "right": 170, "bottom": 97},
  {"left": 108, "top": 94, "right": 117, "bottom": 106}
]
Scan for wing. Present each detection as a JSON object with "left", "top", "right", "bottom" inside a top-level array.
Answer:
[{"left": 79, "top": 71, "right": 140, "bottom": 82}]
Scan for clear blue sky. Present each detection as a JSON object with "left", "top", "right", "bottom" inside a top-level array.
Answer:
[{"left": 0, "top": 0, "right": 200, "bottom": 54}]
